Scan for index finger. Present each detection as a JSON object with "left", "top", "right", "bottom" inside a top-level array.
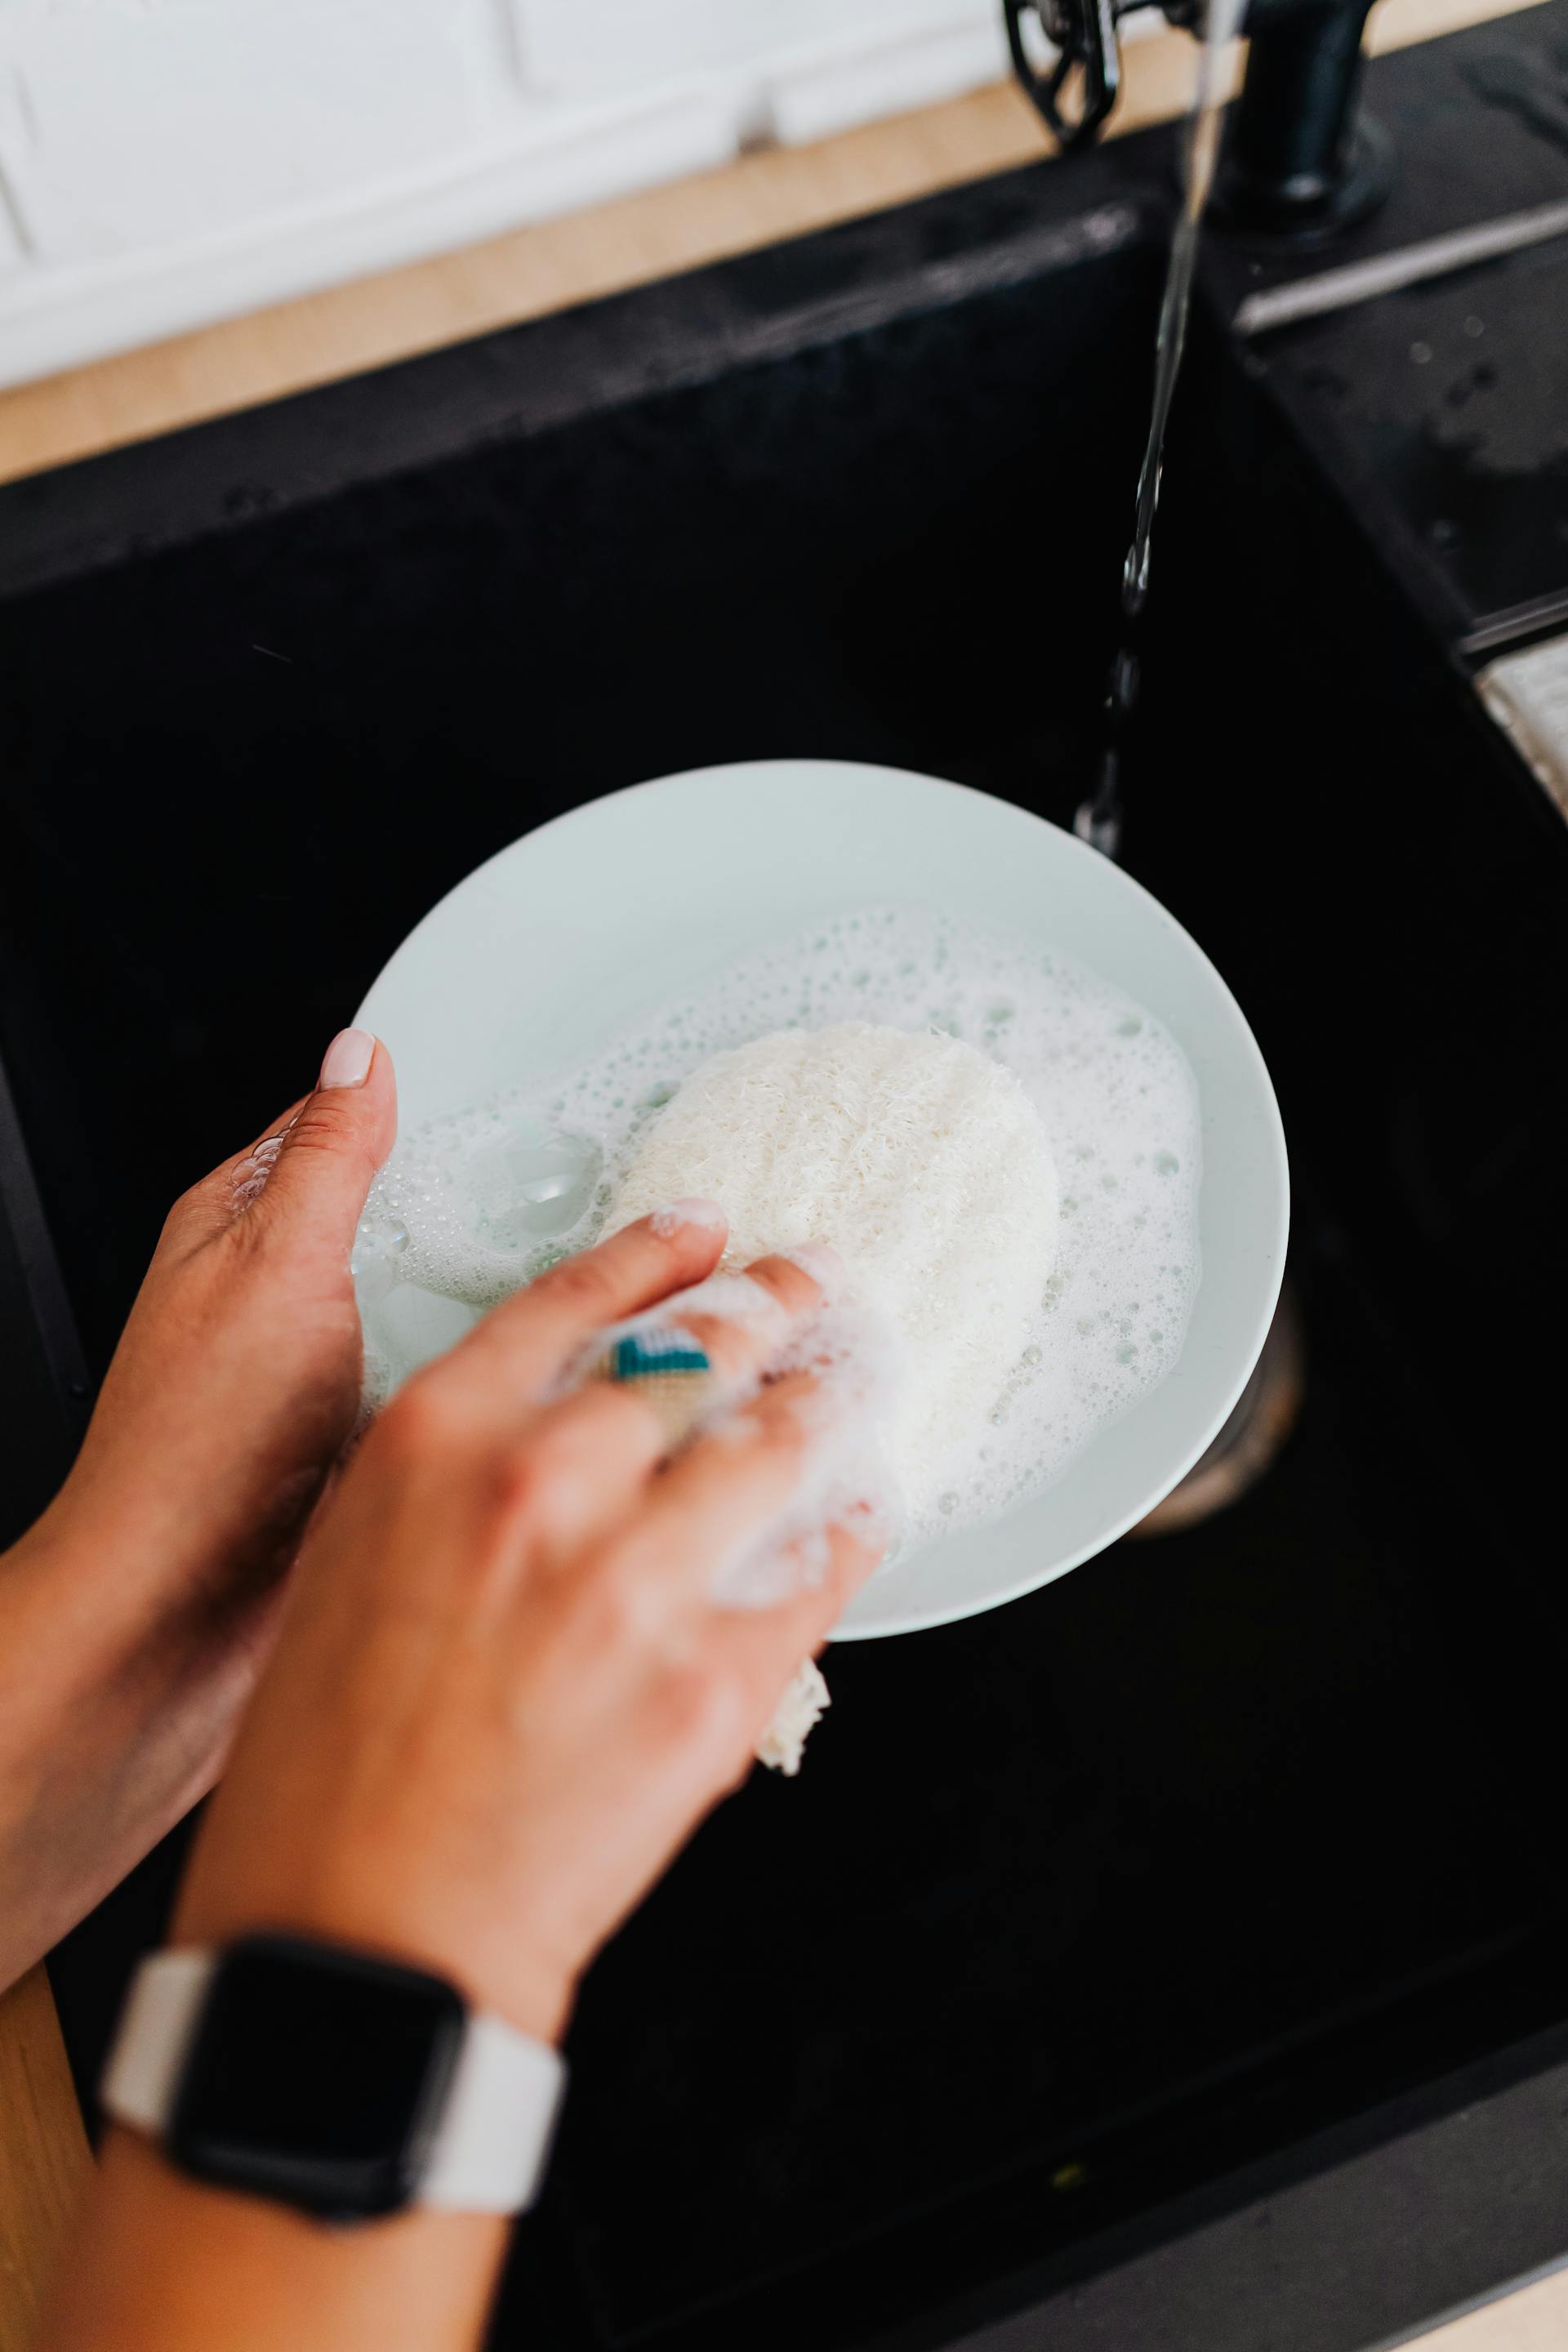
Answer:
[{"left": 434, "top": 1201, "right": 730, "bottom": 1414}]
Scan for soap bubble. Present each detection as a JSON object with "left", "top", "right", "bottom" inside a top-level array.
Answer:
[
  {"left": 358, "top": 905, "right": 1202, "bottom": 1557},
  {"left": 466, "top": 1122, "right": 603, "bottom": 1250}
]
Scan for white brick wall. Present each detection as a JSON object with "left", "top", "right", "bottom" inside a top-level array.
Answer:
[
  {"left": 517, "top": 0, "right": 996, "bottom": 99},
  {"left": 0, "top": 0, "right": 1012, "bottom": 394},
  {"left": 0, "top": 0, "right": 490, "bottom": 261}
]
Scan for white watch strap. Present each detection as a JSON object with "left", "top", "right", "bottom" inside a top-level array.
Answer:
[
  {"left": 100, "top": 1946, "right": 566, "bottom": 2216},
  {"left": 100, "top": 1945, "right": 216, "bottom": 2134},
  {"left": 420, "top": 2009, "right": 564, "bottom": 2212}
]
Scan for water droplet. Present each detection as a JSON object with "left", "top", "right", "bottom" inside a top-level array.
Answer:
[
  {"left": 1154, "top": 1151, "right": 1179, "bottom": 1175},
  {"left": 350, "top": 1215, "right": 411, "bottom": 1278},
  {"left": 467, "top": 1124, "right": 603, "bottom": 1247},
  {"left": 938, "top": 1490, "right": 959, "bottom": 1515}
]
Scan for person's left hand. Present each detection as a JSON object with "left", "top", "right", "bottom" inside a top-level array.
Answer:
[{"left": 0, "top": 1027, "right": 396, "bottom": 1985}]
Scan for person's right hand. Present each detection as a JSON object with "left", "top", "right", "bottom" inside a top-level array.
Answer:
[
  {"left": 169, "top": 1204, "right": 880, "bottom": 2042},
  {"left": 38, "top": 1205, "right": 880, "bottom": 2352}
]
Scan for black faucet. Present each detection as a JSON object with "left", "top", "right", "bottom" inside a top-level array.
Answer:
[{"left": 1004, "top": 0, "right": 1395, "bottom": 238}]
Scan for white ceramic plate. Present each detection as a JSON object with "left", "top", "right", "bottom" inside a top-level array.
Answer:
[{"left": 356, "top": 760, "right": 1288, "bottom": 1640}]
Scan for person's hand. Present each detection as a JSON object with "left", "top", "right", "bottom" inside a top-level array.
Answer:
[
  {"left": 38, "top": 1205, "right": 880, "bottom": 2352},
  {"left": 0, "top": 1027, "right": 395, "bottom": 1985},
  {"left": 171, "top": 1205, "right": 880, "bottom": 2042}
]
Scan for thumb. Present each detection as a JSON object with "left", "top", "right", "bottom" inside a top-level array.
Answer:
[{"left": 249, "top": 1027, "right": 398, "bottom": 1247}]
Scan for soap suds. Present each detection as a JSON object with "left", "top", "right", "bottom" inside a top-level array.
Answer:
[{"left": 359, "top": 905, "right": 1202, "bottom": 1562}]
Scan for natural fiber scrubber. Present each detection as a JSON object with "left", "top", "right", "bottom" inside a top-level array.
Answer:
[{"left": 608, "top": 1020, "right": 1061, "bottom": 1535}]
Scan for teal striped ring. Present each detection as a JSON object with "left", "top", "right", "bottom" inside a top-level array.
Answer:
[{"left": 582, "top": 1328, "right": 715, "bottom": 1451}]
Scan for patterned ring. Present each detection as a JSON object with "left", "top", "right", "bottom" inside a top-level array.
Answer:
[{"left": 580, "top": 1329, "right": 715, "bottom": 1453}]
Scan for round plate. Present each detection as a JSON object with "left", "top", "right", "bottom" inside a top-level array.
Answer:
[{"left": 357, "top": 760, "right": 1288, "bottom": 1640}]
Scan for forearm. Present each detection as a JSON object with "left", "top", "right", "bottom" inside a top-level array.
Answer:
[
  {"left": 0, "top": 1524, "right": 263, "bottom": 1990},
  {"left": 38, "top": 2133, "right": 505, "bottom": 2352}
]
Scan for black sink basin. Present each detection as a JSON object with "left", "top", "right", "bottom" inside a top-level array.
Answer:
[{"left": 3, "top": 11, "right": 1568, "bottom": 2350}]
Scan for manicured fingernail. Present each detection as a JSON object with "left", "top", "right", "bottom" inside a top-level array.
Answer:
[
  {"left": 789, "top": 1240, "right": 844, "bottom": 1293},
  {"left": 649, "top": 1197, "right": 728, "bottom": 1236},
  {"left": 319, "top": 1027, "right": 376, "bottom": 1089}
]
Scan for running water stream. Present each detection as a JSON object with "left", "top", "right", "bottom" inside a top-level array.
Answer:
[{"left": 1074, "top": 0, "right": 1247, "bottom": 857}]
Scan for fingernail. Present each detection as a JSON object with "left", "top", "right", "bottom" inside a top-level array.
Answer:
[
  {"left": 649, "top": 1197, "right": 728, "bottom": 1236},
  {"left": 319, "top": 1027, "right": 376, "bottom": 1089},
  {"left": 789, "top": 1240, "right": 844, "bottom": 1294}
]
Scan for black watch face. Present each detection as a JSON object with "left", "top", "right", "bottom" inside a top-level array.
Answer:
[{"left": 167, "top": 1934, "right": 466, "bottom": 2220}]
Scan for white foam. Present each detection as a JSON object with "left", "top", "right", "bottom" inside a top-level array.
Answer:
[{"left": 359, "top": 906, "right": 1202, "bottom": 1568}]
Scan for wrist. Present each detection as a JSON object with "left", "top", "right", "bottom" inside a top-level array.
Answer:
[
  {"left": 0, "top": 1521, "right": 238, "bottom": 1988},
  {"left": 12, "top": 1484, "right": 265, "bottom": 1715},
  {"left": 170, "top": 1882, "right": 577, "bottom": 2050},
  {"left": 31, "top": 1449, "right": 292, "bottom": 1638},
  {"left": 98, "top": 1930, "right": 566, "bottom": 2266}
]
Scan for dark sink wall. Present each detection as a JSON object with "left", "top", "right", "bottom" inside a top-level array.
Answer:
[{"left": 0, "top": 235, "right": 1158, "bottom": 1380}]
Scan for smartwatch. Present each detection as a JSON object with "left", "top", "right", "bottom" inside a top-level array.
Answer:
[{"left": 100, "top": 1933, "right": 565, "bottom": 2222}]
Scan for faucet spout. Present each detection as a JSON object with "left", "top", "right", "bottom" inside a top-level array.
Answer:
[{"left": 1004, "top": 0, "right": 1394, "bottom": 239}]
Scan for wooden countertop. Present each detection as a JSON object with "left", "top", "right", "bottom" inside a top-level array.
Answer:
[
  {"left": 0, "top": 1970, "right": 89, "bottom": 2351},
  {"left": 0, "top": 4, "right": 1560, "bottom": 2345}
]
